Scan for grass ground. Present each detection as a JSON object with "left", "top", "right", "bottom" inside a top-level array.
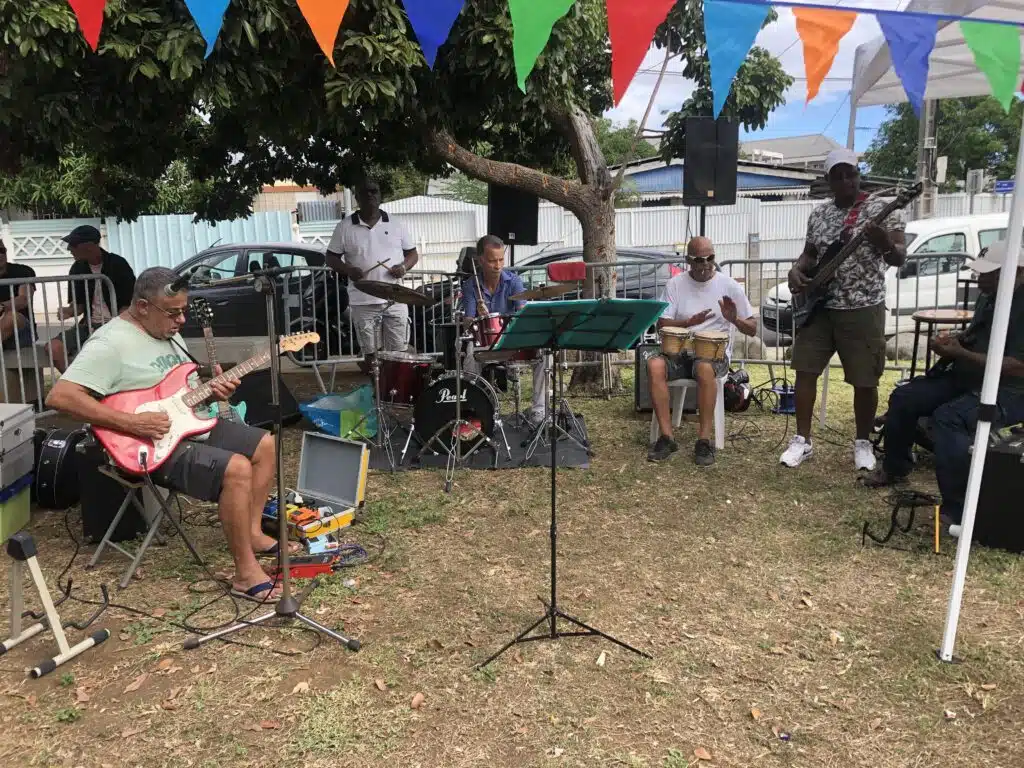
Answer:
[{"left": 1, "top": 366, "right": 1021, "bottom": 768}]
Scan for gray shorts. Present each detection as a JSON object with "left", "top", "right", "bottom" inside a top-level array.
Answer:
[
  {"left": 658, "top": 353, "right": 730, "bottom": 381},
  {"left": 152, "top": 420, "right": 268, "bottom": 502},
  {"left": 350, "top": 302, "right": 410, "bottom": 354}
]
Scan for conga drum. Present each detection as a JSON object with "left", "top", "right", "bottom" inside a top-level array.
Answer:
[{"left": 693, "top": 331, "right": 729, "bottom": 362}]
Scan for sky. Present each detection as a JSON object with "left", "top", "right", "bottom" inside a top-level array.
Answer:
[{"left": 604, "top": 7, "right": 897, "bottom": 153}]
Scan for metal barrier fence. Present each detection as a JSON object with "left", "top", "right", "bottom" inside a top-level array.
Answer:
[{"left": 0, "top": 273, "right": 117, "bottom": 411}]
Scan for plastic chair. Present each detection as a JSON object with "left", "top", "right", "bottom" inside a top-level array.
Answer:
[{"left": 648, "top": 376, "right": 726, "bottom": 449}]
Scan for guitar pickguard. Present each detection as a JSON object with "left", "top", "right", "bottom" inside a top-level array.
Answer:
[{"left": 134, "top": 387, "right": 215, "bottom": 468}]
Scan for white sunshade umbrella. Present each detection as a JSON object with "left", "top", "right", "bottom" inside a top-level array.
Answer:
[{"left": 849, "top": 0, "right": 1024, "bottom": 662}]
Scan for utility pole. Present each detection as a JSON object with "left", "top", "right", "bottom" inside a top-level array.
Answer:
[{"left": 915, "top": 100, "right": 938, "bottom": 219}]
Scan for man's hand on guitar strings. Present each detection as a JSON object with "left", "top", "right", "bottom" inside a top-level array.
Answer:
[
  {"left": 788, "top": 267, "right": 810, "bottom": 294},
  {"left": 862, "top": 222, "right": 892, "bottom": 252},
  {"left": 133, "top": 412, "right": 171, "bottom": 440}
]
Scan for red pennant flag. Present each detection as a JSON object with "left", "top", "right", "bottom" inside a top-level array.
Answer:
[
  {"left": 68, "top": 0, "right": 107, "bottom": 51},
  {"left": 607, "top": 0, "right": 676, "bottom": 105}
]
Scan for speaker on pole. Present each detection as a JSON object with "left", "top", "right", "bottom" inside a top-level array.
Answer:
[
  {"left": 487, "top": 184, "right": 539, "bottom": 247},
  {"left": 682, "top": 118, "right": 739, "bottom": 207}
]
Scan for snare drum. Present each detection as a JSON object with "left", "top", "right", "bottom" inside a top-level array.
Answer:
[
  {"left": 660, "top": 327, "right": 692, "bottom": 356},
  {"left": 378, "top": 351, "right": 435, "bottom": 405},
  {"left": 473, "top": 313, "right": 507, "bottom": 348},
  {"left": 693, "top": 331, "right": 729, "bottom": 362}
]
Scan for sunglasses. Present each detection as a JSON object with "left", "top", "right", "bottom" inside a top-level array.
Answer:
[
  {"left": 688, "top": 255, "right": 715, "bottom": 264},
  {"left": 145, "top": 301, "right": 187, "bottom": 320}
]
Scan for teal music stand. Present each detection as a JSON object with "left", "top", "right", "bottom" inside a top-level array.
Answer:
[{"left": 478, "top": 298, "right": 665, "bottom": 668}]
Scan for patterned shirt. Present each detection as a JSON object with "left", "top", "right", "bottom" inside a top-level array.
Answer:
[{"left": 805, "top": 195, "right": 906, "bottom": 310}]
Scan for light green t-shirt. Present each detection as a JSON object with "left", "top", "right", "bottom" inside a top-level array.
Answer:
[{"left": 61, "top": 317, "right": 193, "bottom": 396}]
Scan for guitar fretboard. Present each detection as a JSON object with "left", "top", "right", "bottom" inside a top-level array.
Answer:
[
  {"left": 808, "top": 197, "right": 905, "bottom": 292},
  {"left": 182, "top": 350, "right": 270, "bottom": 408}
]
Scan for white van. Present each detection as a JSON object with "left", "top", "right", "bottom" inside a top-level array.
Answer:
[{"left": 761, "top": 212, "right": 1008, "bottom": 338}]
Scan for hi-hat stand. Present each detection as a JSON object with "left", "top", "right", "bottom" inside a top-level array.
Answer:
[
  {"left": 479, "top": 298, "right": 665, "bottom": 668},
  {"left": 347, "top": 301, "right": 399, "bottom": 471},
  {"left": 184, "top": 270, "right": 359, "bottom": 652}
]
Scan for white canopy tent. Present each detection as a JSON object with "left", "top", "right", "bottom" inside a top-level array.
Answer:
[{"left": 848, "top": 0, "right": 1024, "bottom": 662}]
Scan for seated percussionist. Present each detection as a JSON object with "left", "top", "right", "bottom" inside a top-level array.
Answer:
[
  {"left": 462, "top": 235, "right": 547, "bottom": 426},
  {"left": 45, "top": 267, "right": 295, "bottom": 604},
  {"left": 861, "top": 240, "right": 1024, "bottom": 524},
  {"left": 647, "top": 237, "right": 757, "bottom": 465}
]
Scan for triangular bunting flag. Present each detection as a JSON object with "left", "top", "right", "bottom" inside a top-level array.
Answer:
[
  {"left": 403, "top": 0, "right": 465, "bottom": 69},
  {"left": 67, "top": 0, "right": 107, "bottom": 51},
  {"left": 793, "top": 7, "right": 857, "bottom": 105},
  {"left": 876, "top": 12, "right": 937, "bottom": 117},
  {"left": 508, "top": 0, "right": 577, "bottom": 92},
  {"left": 606, "top": 0, "right": 675, "bottom": 106},
  {"left": 184, "top": 0, "right": 232, "bottom": 58},
  {"left": 704, "top": 0, "right": 769, "bottom": 119},
  {"left": 961, "top": 20, "right": 1021, "bottom": 111},
  {"left": 297, "top": 0, "right": 352, "bottom": 65}
]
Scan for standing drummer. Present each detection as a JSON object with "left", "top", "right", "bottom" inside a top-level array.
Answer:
[
  {"left": 647, "top": 236, "right": 757, "bottom": 465},
  {"left": 326, "top": 177, "right": 420, "bottom": 372},
  {"left": 462, "top": 235, "right": 547, "bottom": 427}
]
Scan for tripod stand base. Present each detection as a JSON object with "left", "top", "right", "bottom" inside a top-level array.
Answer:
[{"left": 478, "top": 597, "right": 651, "bottom": 668}]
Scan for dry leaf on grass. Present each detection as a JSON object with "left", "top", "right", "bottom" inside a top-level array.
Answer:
[
  {"left": 374, "top": 679, "right": 387, "bottom": 692},
  {"left": 828, "top": 631, "right": 844, "bottom": 646},
  {"left": 596, "top": 651, "right": 607, "bottom": 668},
  {"left": 981, "top": 683, "right": 997, "bottom": 691},
  {"left": 259, "top": 720, "right": 281, "bottom": 730},
  {"left": 869, "top": 718, "right": 883, "bottom": 730},
  {"left": 118, "top": 632, "right": 131, "bottom": 642},
  {"left": 156, "top": 658, "right": 173, "bottom": 671},
  {"left": 750, "top": 707, "right": 762, "bottom": 721},
  {"left": 291, "top": 681, "right": 310, "bottom": 695},
  {"left": 74, "top": 688, "right": 91, "bottom": 704},
  {"left": 944, "top": 710, "right": 957, "bottom": 721},
  {"left": 123, "top": 673, "right": 148, "bottom": 693},
  {"left": 151, "top": 608, "right": 167, "bottom": 618},
  {"left": 241, "top": 723, "right": 263, "bottom": 732},
  {"left": 799, "top": 597, "right": 813, "bottom": 608},
  {"left": 693, "top": 746, "right": 713, "bottom": 761},
  {"left": 411, "top": 692, "right": 426, "bottom": 709},
  {"left": 769, "top": 646, "right": 785, "bottom": 656},
  {"left": 160, "top": 688, "right": 183, "bottom": 711},
  {"left": 120, "top": 725, "right": 147, "bottom": 738}
]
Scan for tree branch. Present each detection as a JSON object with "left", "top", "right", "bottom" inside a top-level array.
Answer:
[
  {"left": 613, "top": 47, "right": 671, "bottom": 191},
  {"left": 553, "top": 104, "right": 611, "bottom": 193},
  {"left": 426, "top": 127, "right": 587, "bottom": 214}
]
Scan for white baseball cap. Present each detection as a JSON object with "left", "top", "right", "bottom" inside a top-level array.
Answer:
[
  {"left": 967, "top": 239, "right": 1014, "bottom": 274},
  {"left": 824, "top": 148, "right": 859, "bottom": 174}
]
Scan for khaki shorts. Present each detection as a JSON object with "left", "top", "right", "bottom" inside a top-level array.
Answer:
[{"left": 791, "top": 303, "right": 886, "bottom": 388}]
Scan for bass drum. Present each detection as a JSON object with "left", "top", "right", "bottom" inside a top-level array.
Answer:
[
  {"left": 33, "top": 427, "right": 90, "bottom": 510},
  {"left": 414, "top": 372, "right": 500, "bottom": 444}
]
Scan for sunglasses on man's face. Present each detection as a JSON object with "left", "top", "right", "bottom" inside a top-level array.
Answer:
[
  {"left": 688, "top": 254, "right": 715, "bottom": 265},
  {"left": 145, "top": 301, "right": 187, "bottom": 320}
]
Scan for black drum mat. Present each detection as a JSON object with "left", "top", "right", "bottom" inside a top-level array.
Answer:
[{"left": 367, "top": 415, "right": 591, "bottom": 471}]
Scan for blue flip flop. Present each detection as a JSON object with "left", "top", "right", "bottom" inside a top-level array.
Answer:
[{"left": 230, "top": 581, "right": 280, "bottom": 603}]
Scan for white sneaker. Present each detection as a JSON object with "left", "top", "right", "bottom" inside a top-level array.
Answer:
[
  {"left": 780, "top": 435, "right": 813, "bottom": 468},
  {"left": 854, "top": 439, "right": 877, "bottom": 471}
]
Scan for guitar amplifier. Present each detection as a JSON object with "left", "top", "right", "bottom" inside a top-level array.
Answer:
[
  {"left": 634, "top": 344, "right": 696, "bottom": 413},
  {"left": 974, "top": 435, "right": 1024, "bottom": 553}
]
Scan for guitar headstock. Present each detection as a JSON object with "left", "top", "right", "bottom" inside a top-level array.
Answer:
[
  {"left": 278, "top": 332, "right": 320, "bottom": 353},
  {"left": 190, "top": 298, "right": 214, "bottom": 330},
  {"left": 895, "top": 182, "right": 924, "bottom": 208}
]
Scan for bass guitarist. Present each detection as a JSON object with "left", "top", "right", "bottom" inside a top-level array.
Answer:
[
  {"left": 46, "top": 267, "right": 292, "bottom": 604},
  {"left": 781, "top": 148, "right": 907, "bottom": 471}
]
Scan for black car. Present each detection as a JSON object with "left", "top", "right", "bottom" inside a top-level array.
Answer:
[{"left": 172, "top": 242, "right": 355, "bottom": 362}]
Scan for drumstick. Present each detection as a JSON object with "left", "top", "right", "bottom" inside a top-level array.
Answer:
[
  {"left": 366, "top": 259, "right": 391, "bottom": 274},
  {"left": 469, "top": 254, "right": 487, "bottom": 314}
]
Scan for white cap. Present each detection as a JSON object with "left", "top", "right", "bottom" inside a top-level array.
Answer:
[
  {"left": 967, "top": 239, "right": 1013, "bottom": 274},
  {"left": 824, "top": 148, "right": 859, "bottom": 174}
]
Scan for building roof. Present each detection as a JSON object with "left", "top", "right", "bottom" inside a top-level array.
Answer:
[{"left": 740, "top": 134, "right": 849, "bottom": 163}]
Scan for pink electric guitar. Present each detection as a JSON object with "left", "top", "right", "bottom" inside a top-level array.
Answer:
[{"left": 94, "top": 332, "right": 318, "bottom": 474}]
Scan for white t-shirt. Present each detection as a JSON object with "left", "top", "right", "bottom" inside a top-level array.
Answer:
[
  {"left": 327, "top": 211, "right": 415, "bottom": 306},
  {"left": 659, "top": 271, "right": 754, "bottom": 360}
]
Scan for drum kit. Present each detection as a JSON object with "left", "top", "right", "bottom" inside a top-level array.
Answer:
[{"left": 350, "top": 276, "right": 576, "bottom": 487}]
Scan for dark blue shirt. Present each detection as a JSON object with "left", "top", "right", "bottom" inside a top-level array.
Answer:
[{"left": 462, "top": 269, "right": 526, "bottom": 317}]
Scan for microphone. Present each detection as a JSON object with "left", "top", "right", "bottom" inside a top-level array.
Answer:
[{"left": 164, "top": 269, "right": 195, "bottom": 297}]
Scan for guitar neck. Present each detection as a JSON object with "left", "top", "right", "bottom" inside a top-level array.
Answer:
[
  {"left": 183, "top": 350, "right": 270, "bottom": 408},
  {"left": 809, "top": 197, "right": 903, "bottom": 291},
  {"left": 200, "top": 328, "right": 232, "bottom": 416}
]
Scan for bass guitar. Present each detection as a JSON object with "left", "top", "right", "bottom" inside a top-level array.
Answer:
[
  {"left": 791, "top": 183, "right": 922, "bottom": 330},
  {"left": 190, "top": 298, "right": 245, "bottom": 423},
  {"left": 94, "top": 332, "right": 318, "bottom": 474}
]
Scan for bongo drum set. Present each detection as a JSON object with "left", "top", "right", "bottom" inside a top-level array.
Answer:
[{"left": 658, "top": 326, "right": 729, "bottom": 365}]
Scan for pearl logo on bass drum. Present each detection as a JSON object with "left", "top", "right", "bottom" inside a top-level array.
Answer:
[{"left": 436, "top": 387, "right": 469, "bottom": 404}]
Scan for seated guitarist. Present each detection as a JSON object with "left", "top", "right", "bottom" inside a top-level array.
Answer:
[
  {"left": 862, "top": 241, "right": 1024, "bottom": 523},
  {"left": 46, "top": 267, "right": 292, "bottom": 604},
  {"left": 782, "top": 149, "right": 907, "bottom": 472}
]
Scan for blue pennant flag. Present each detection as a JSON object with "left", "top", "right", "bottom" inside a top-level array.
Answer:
[
  {"left": 704, "top": 0, "right": 770, "bottom": 119},
  {"left": 184, "top": 0, "right": 232, "bottom": 58},
  {"left": 403, "top": 0, "right": 466, "bottom": 68},
  {"left": 876, "top": 12, "right": 937, "bottom": 117}
]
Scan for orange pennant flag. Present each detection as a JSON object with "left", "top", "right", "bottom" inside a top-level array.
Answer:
[
  {"left": 297, "top": 0, "right": 351, "bottom": 65},
  {"left": 793, "top": 7, "right": 856, "bottom": 104}
]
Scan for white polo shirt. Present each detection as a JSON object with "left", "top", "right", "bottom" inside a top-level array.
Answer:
[{"left": 327, "top": 211, "right": 415, "bottom": 306}]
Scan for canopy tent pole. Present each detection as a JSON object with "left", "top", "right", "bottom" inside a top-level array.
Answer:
[
  {"left": 938, "top": 108, "right": 1024, "bottom": 662},
  {"left": 847, "top": 47, "right": 860, "bottom": 150}
]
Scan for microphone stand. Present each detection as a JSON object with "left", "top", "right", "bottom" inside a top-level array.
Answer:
[{"left": 184, "top": 270, "right": 359, "bottom": 652}]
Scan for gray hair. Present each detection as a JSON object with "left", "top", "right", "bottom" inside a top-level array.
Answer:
[
  {"left": 133, "top": 267, "right": 180, "bottom": 303},
  {"left": 476, "top": 234, "right": 504, "bottom": 256}
]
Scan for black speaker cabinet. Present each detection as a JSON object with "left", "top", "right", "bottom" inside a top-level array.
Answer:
[
  {"left": 682, "top": 118, "right": 739, "bottom": 207},
  {"left": 77, "top": 437, "right": 145, "bottom": 544},
  {"left": 230, "top": 370, "right": 302, "bottom": 429},
  {"left": 487, "top": 184, "right": 539, "bottom": 246},
  {"left": 974, "top": 438, "right": 1024, "bottom": 553},
  {"left": 634, "top": 343, "right": 696, "bottom": 413}
]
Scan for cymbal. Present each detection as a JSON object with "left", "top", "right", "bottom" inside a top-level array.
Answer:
[
  {"left": 510, "top": 283, "right": 577, "bottom": 302},
  {"left": 354, "top": 280, "right": 438, "bottom": 307}
]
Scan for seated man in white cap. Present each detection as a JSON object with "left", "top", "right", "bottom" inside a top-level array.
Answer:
[{"left": 861, "top": 240, "right": 1024, "bottom": 524}]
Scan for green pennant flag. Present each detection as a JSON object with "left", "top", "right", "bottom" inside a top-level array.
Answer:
[
  {"left": 508, "top": 0, "right": 577, "bottom": 92},
  {"left": 961, "top": 20, "right": 1021, "bottom": 111}
]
